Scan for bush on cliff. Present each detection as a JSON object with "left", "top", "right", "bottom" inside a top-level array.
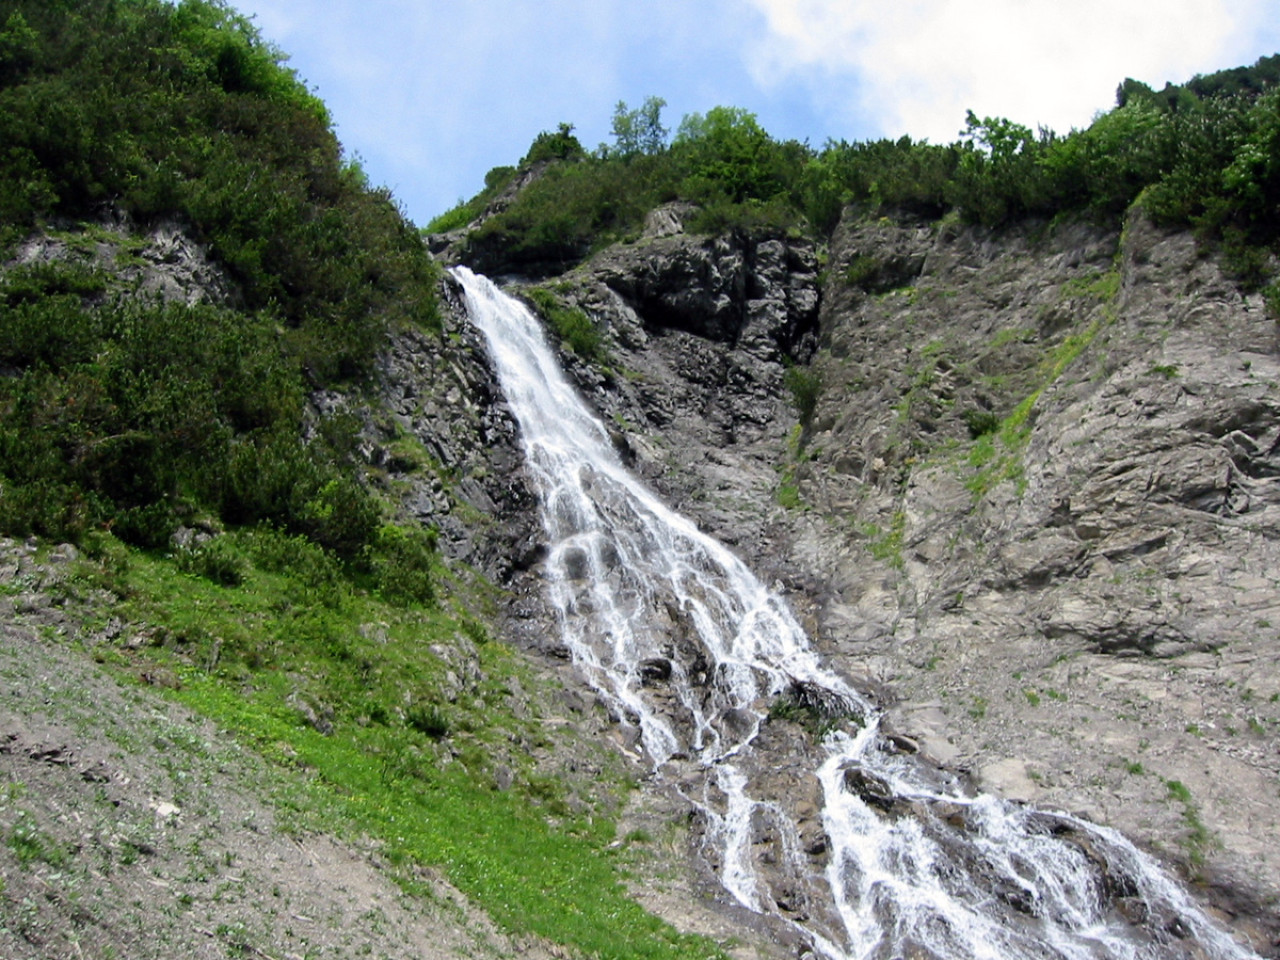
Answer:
[
  {"left": 451, "top": 55, "right": 1280, "bottom": 280},
  {"left": 0, "top": 0, "right": 439, "bottom": 564}
]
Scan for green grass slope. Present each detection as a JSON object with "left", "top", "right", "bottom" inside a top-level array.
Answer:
[{"left": 0, "top": 3, "right": 727, "bottom": 957}]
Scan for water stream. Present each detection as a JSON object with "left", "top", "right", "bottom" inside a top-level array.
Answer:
[{"left": 453, "top": 266, "right": 1259, "bottom": 960}]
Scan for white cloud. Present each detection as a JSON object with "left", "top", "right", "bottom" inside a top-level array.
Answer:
[
  {"left": 745, "top": 0, "right": 1277, "bottom": 141},
  {"left": 231, "top": 0, "right": 1279, "bottom": 221}
]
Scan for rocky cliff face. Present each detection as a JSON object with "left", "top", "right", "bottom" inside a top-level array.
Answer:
[
  {"left": 798, "top": 211, "right": 1280, "bottom": 933},
  {"left": 445, "top": 204, "right": 1280, "bottom": 947},
  {"left": 12, "top": 198, "right": 1275, "bottom": 952},
  {"left": 371, "top": 278, "right": 540, "bottom": 581}
]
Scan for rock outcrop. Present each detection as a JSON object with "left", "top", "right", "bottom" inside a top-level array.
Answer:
[
  {"left": 533, "top": 212, "right": 822, "bottom": 561},
  {"left": 447, "top": 204, "right": 1280, "bottom": 948},
  {"left": 795, "top": 211, "right": 1280, "bottom": 933},
  {"left": 371, "top": 277, "right": 541, "bottom": 581}
]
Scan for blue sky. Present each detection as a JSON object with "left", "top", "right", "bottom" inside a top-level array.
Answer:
[{"left": 229, "top": 0, "right": 1280, "bottom": 227}]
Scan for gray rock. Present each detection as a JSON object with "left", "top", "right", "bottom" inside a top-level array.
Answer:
[
  {"left": 409, "top": 201, "right": 1280, "bottom": 948},
  {"left": 456, "top": 206, "right": 1280, "bottom": 942}
]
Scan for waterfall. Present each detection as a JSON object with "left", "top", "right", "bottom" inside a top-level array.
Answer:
[{"left": 453, "top": 266, "right": 1259, "bottom": 960}]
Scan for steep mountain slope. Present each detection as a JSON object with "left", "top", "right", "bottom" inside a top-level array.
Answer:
[
  {"left": 450, "top": 200, "right": 1280, "bottom": 950},
  {"left": 803, "top": 210, "right": 1280, "bottom": 922},
  {"left": 0, "top": 4, "right": 741, "bottom": 958},
  {"left": 801, "top": 211, "right": 1280, "bottom": 908},
  {"left": 4, "top": 1, "right": 1280, "bottom": 955},
  {"left": 0, "top": 547, "right": 559, "bottom": 960}
]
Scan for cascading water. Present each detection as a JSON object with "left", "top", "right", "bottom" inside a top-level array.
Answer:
[{"left": 453, "top": 266, "right": 1260, "bottom": 960}]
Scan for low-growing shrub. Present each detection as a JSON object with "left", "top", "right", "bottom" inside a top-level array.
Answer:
[
  {"left": 962, "top": 408, "right": 1001, "bottom": 439},
  {"left": 1264, "top": 283, "right": 1280, "bottom": 319},
  {"left": 783, "top": 364, "right": 822, "bottom": 425},
  {"left": 525, "top": 288, "right": 606, "bottom": 363},
  {"left": 240, "top": 525, "right": 344, "bottom": 602},
  {"left": 405, "top": 702, "right": 450, "bottom": 739},
  {"left": 373, "top": 523, "right": 437, "bottom": 607},
  {"left": 176, "top": 537, "right": 247, "bottom": 587},
  {"left": 768, "top": 679, "right": 860, "bottom": 739}
]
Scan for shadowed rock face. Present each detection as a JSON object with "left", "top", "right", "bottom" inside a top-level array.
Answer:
[
  {"left": 373, "top": 277, "right": 542, "bottom": 581},
  {"left": 442, "top": 204, "right": 1280, "bottom": 949}
]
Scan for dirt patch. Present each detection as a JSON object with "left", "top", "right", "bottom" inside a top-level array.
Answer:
[{"left": 0, "top": 617, "right": 560, "bottom": 960}]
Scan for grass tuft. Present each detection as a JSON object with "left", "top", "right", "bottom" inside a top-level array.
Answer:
[{"left": 71, "top": 535, "right": 725, "bottom": 960}]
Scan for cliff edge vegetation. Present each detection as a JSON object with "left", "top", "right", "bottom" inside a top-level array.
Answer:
[
  {"left": 5, "top": 0, "right": 1280, "bottom": 956},
  {"left": 440, "top": 57, "right": 1280, "bottom": 295}
]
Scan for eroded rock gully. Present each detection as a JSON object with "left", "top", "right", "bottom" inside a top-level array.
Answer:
[{"left": 444, "top": 206, "right": 1280, "bottom": 949}]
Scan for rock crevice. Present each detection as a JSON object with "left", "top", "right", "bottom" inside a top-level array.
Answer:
[{"left": 443, "top": 206, "right": 1280, "bottom": 945}]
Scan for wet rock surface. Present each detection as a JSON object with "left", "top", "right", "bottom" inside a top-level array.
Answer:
[
  {"left": 514, "top": 219, "right": 822, "bottom": 566},
  {"left": 446, "top": 206, "right": 1280, "bottom": 952}
]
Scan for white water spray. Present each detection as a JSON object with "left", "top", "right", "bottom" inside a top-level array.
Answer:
[{"left": 453, "top": 266, "right": 1259, "bottom": 960}]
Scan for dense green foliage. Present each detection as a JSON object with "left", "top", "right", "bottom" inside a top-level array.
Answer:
[
  {"left": 0, "top": 269, "right": 379, "bottom": 555},
  {"left": 523, "top": 121, "right": 588, "bottom": 166},
  {"left": 783, "top": 363, "right": 822, "bottom": 426},
  {"left": 461, "top": 104, "right": 810, "bottom": 273},
  {"left": 605, "top": 96, "right": 669, "bottom": 159},
  {"left": 454, "top": 56, "right": 1280, "bottom": 280},
  {"left": 675, "top": 106, "right": 808, "bottom": 206},
  {"left": 0, "top": 0, "right": 441, "bottom": 561},
  {"left": 0, "top": 0, "right": 438, "bottom": 342},
  {"left": 525, "top": 286, "right": 607, "bottom": 362}
]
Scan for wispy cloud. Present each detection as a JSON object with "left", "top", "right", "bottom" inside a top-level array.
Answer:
[
  {"left": 231, "top": 0, "right": 1280, "bottom": 222},
  {"left": 745, "top": 0, "right": 1280, "bottom": 141}
]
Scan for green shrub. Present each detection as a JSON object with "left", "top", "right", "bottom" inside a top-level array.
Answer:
[
  {"left": 523, "top": 123, "right": 586, "bottom": 165},
  {"left": 783, "top": 364, "right": 822, "bottom": 425},
  {"left": 0, "top": 263, "right": 107, "bottom": 367},
  {"left": 176, "top": 536, "right": 247, "bottom": 587},
  {"left": 0, "top": 0, "right": 440, "bottom": 383},
  {"left": 0, "top": 0, "right": 442, "bottom": 569},
  {"left": 683, "top": 194, "right": 800, "bottom": 236},
  {"left": 842, "top": 256, "right": 881, "bottom": 289},
  {"left": 962, "top": 408, "right": 1001, "bottom": 438},
  {"left": 405, "top": 703, "right": 450, "bottom": 739},
  {"left": 426, "top": 200, "right": 480, "bottom": 234},
  {"left": 801, "top": 136, "right": 957, "bottom": 227},
  {"left": 240, "top": 525, "right": 344, "bottom": 604},
  {"left": 220, "top": 435, "right": 378, "bottom": 565},
  {"left": 775, "top": 480, "right": 802, "bottom": 510},
  {"left": 673, "top": 106, "right": 804, "bottom": 205},
  {"left": 1263, "top": 283, "right": 1280, "bottom": 319},
  {"left": 299, "top": 477, "right": 380, "bottom": 563},
  {"left": 460, "top": 105, "right": 809, "bottom": 270},
  {"left": 0, "top": 476, "right": 91, "bottom": 542},
  {"left": 112, "top": 501, "right": 180, "bottom": 549},
  {"left": 373, "top": 523, "right": 437, "bottom": 606},
  {"left": 465, "top": 153, "right": 681, "bottom": 271},
  {"left": 767, "top": 680, "right": 858, "bottom": 738},
  {"left": 525, "top": 287, "right": 606, "bottom": 362}
]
